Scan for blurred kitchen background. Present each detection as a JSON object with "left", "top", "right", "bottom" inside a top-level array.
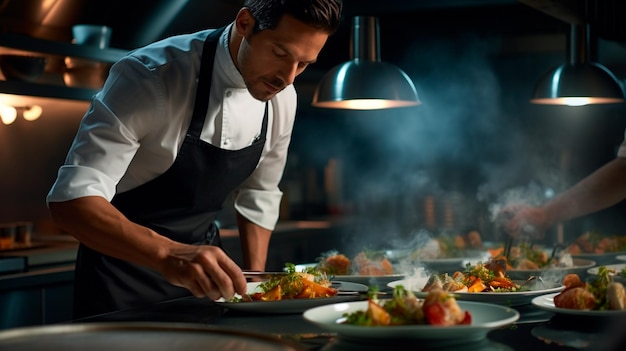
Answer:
[{"left": 1, "top": 0, "right": 626, "bottom": 247}]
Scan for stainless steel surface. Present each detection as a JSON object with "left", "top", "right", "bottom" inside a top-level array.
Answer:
[{"left": 0, "top": 322, "right": 306, "bottom": 351}]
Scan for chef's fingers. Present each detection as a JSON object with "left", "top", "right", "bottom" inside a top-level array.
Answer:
[
  {"left": 187, "top": 280, "right": 207, "bottom": 298},
  {"left": 162, "top": 246, "right": 230, "bottom": 300},
  {"left": 184, "top": 257, "right": 224, "bottom": 300},
  {"left": 187, "top": 247, "right": 239, "bottom": 300},
  {"left": 162, "top": 257, "right": 210, "bottom": 298},
  {"left": 199, "top": 249, "right": 248, "bottom": 299}
]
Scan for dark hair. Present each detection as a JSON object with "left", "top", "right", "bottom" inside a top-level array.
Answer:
[{"left": 243, "top": 0, "right": 343, "bottom": 34}]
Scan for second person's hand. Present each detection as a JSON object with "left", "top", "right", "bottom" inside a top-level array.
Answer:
[{"left": 497, "top": 203, "right": 549, "bottom": 240}]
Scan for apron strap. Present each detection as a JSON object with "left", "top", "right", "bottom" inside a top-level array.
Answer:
[{"left": 187, "top": 27, "right": 226, "bottom": 139}]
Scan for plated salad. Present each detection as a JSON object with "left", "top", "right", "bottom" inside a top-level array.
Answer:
[
  {"left": 422, "top": 258, "right": 524, "bottom": 293},
  {"left": 316, "top": 250, "right": 394, "bottom": 276},
  {"left": 555, "top": 266, "right": 625, "bottom": 311},
  {"left": 231, "top": 263, "right": 337, "bottom": 302},
  {"left": 342, "top": 285, "right": 471, "bottom": 327}
]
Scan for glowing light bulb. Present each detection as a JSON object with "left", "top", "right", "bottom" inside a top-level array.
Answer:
[
  {"left": 0, "top": 104, "right": 17, "bottom": 125},
  {"left": 23, "top": 105, "right": 43, "bottom": 121}
]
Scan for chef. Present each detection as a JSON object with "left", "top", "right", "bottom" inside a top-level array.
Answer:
[{"left": 46, "top": 0, "right": 343, "bottom": 319}]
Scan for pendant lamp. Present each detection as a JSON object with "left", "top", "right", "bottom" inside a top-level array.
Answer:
[
  {"left": 531, "top": 22, "right": 625, "bottom": 106},
  {"left": 311, "top": 16, "right": 420, "bottom": 110}
]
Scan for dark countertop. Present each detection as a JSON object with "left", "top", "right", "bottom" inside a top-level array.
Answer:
[
  {"left": 0, "top": 235, "right": 78, "bottom": 267},
  {"left": 66, "top": 294, "right": 626, "bottom": 351}
]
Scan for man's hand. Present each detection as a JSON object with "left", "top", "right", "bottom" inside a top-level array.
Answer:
[
  {"left": 161, "top": 245, "right": 248, "bottom": 301},
  {"left": 497, "top": 203, "right": 549, "bottom": 240}
]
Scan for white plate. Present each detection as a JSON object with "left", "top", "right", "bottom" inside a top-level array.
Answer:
[
  {"left": 505, "top": 258, "right": 597, "bottom": 280},
  {"left": 421, "top": 257, "right": 467, "bottom": 271},
  {"left": 616, "top": 255, "right": 626, "bottom": 262},
  {"left": 531, "top": 292, "right": 626, "bottom": 317},
  {"left": 215, "top": 281, "right": 368, "bottom": 314},
  {"left": 293, "top": 263, "right": 405, "bottom": 287},
  {"left": 571, "top": 252, "right": 626, "bottom": 266},
  {"left": 303, "top": 300, "right": 519, "bottom": 343},
  {"left": 587, "top": 263, "right": 626, "bottom": 283},
  {"left": 388, "top": 279, "right": 565, "bottom": 306},
  {"left": 329, "top": 274, "right": 406, "bottom": 286}
]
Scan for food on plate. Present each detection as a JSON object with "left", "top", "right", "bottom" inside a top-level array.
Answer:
[
  {"left": 422, "top": 259, "right": 523, "bottom": 293},
  {"left": 553, "top": 266, "right": 626, "bottom": 311},
  {"left": 317, "top": 250, "right": 394, "bottom": 276},
  {"left": 409, "top": 230, "right": 483, "bottom": 260},
  {"left": 489, "top": 243, "right": 574, "bottom": 270},
  {"left": 341, "top": 285, "right": 471, "bottom": 326},
  {"left": 607, "top": 282, "right": 625, "bottom": 310},
  {"left": 231, "top": 263, "right": 337, "bottom": 302},
  {"left": 565, "top": 231, "right": 626, "bottom": 254}
]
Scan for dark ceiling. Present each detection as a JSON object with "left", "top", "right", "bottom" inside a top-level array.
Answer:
[
  {"left": 1, "top": 0, "right": 625, "bottom": 80},
  {"left": 2, "top": 0, "right": 626, "bottom": 43}
]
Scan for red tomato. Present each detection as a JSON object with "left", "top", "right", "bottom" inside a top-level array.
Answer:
[
  {"left": 461, "top": 311, "right": 472, "bottom": 325},
  {"left": 424, "top": 302, "right": 447, "bottom": 326}
]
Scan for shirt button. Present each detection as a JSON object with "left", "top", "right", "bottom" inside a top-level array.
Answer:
[{"left": 226, "top": 90, "right": 232, "bottom": 98}]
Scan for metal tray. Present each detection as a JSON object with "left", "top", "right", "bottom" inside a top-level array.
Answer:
[{"left": 0, "top": 322, "right": 306, "bottom": 351}]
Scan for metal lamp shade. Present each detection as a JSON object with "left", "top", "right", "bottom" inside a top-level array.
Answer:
[
  {"left": 531, "top": 22, "right": 625, "bottom": 106},
  {"left": 312, "top": 59, "right": 419, "bottom": 109},
  {"left": 311, "top": 16, "right": 420, "bottom": 110}
]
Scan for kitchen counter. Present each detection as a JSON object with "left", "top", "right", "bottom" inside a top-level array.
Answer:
[
  {"left": 0, "top": 241, "right": 78, "bottom": 268},
  {"left": 0, "top": 237, "right": 79, "bottom": 329},
  {"left": 3, "top": 224, "right": 624, "bottom": 349},
  {"left": 0, "top": 221, "right": 346, "bottom": 330}
]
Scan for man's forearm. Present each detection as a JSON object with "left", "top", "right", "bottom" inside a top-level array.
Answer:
[
  {"left": 236, "top": 212, "right": 271, "bottom": 271},
  {"left": 544, "top": 157, "right": 626, "bottom": 226},
  {"left": 48, "top": 196, "right": 177, "bottom": 271}
]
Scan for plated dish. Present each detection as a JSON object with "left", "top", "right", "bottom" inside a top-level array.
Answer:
[
  {"left": 531, "top": 292, "right": 626, "bottom": 317},
  {"left": 504, "top": 258, "right": 596, "bottom": 280},
  {"left": 303, "top": 300, "right": 519, "bottom": 343},
  {"left": 420, "top": 257, "right": 472, "bottom": 273},
  {"left": 329, "top": 273, "right": 406, "bottom": 286},
  {"left": 388, "top": 279, "right": 565, "bottom": 306},
  {"left": 320, "top": 337, "right": 515, "bottom": 351},
  {"left": 293, "top": 263, "right": 405, "bottom": 286},
  {"left": 587, "top": 263, "right": 626, "bottom": 283},
  {"left": 215, "top": 281, "right": 368, "bottom": 314},
  {"left": 572, "top": 252, "right": 626, "bottom": 266}
]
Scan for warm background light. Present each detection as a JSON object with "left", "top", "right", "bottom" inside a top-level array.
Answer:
[
  {"left": 0, "top": 104, "right": 43, "bottom": 124},
  {"left": 0, "top": 104, "right": 17, "bottom": 125},
  {"left": 22, "top": 105, "right": 43, "bottom": 121}
]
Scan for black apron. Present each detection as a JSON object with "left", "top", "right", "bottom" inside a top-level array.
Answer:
[{"left": 72, "top": 26, "right": 269, "bottom": 319}]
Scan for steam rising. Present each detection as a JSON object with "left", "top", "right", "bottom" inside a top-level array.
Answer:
[
  {"left": 291, "top": 31, "right": 611, "bottom": 270},
  {"left": 310, "top": 34, "right": 565, "bottom": 247}
]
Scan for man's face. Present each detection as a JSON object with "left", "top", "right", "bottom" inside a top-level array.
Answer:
[{"left": 236, "top": 15, "right": 330, "bottom": 101}]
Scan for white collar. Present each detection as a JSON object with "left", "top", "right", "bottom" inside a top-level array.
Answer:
[{"left": 215, "top": 23, "right": 246, "bottom": 89}]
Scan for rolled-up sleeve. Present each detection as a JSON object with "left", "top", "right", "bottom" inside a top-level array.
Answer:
[
  {"left": 46, "top": 101, "right": 141, "bottom": 204},
  {"left": 47, "top": 55, "right": 165, "bottom": 205}
]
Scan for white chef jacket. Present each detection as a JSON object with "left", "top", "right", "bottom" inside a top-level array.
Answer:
[{"left": 46, "top": 23, "right": 296, "bottom": 230}]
